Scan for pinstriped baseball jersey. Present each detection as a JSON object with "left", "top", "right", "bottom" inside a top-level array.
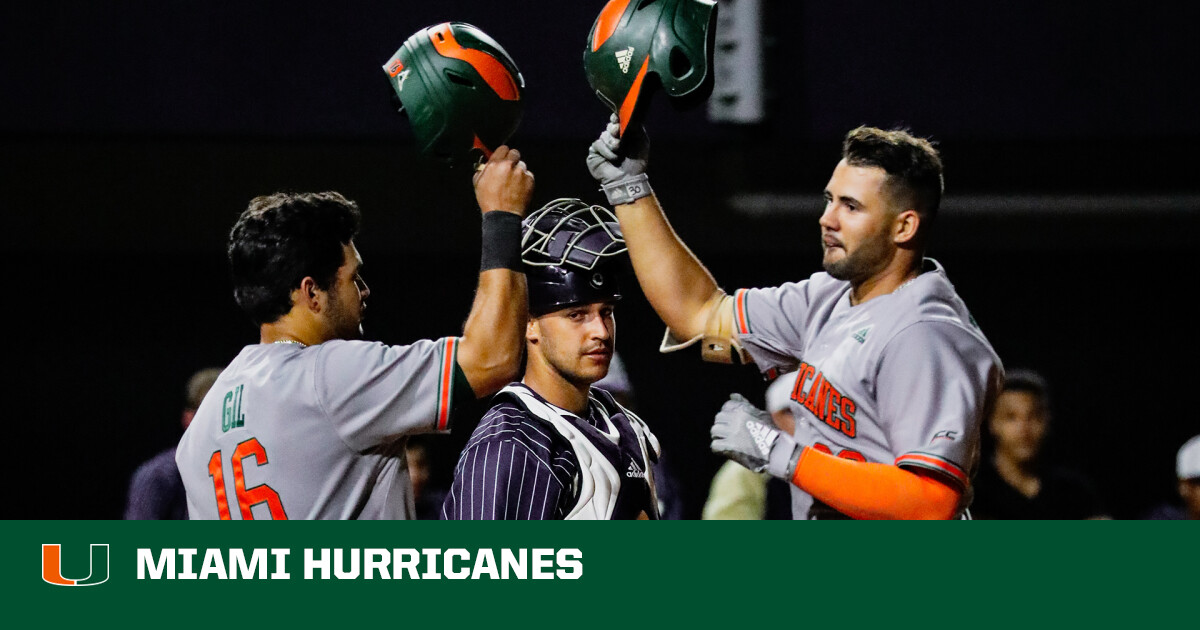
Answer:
[
  {"left": 176, "top": 337, "right": 463, "bottom": 520},
  {"left": 440, "top": 384, "right": 660, "bottom": 520},
  {"left": 732, "top": 259, "right": 1003, "bottom": 519}
]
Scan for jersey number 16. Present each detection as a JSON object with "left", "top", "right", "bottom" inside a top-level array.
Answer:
[{"left": 206, "top": 438, "right": 288, "bottom": 520}]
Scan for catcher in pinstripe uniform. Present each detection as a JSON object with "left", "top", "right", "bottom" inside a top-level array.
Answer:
[{"left": 441, "top": 199, "right": 660, "bottom": 520}]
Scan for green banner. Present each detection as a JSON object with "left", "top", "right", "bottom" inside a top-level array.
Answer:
[{"left": 2, "top": 521, "right": 1192, "bottom": 627}]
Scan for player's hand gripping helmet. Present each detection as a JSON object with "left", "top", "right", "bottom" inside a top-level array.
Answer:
[
  {"left": 383, "top": 22, "right": 525, "bottom": 166},
  {"left": 522, "top": 199, "right": 629, "bottom": 317},
  {"left": 584, "top": 0, "right": 718, "bottom": 135}
]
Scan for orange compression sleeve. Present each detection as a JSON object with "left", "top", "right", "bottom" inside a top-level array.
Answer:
[{"left": 790, "top": 447, "right": 962, "bottom": 520}]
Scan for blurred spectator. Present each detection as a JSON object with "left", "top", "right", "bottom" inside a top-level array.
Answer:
[
  {"left": 970, "top": 369, "right": 1110, "bottom": 519},
  {"left": 406, "top": 435, "right": 447, "bottom": 520},
  {"left": 702, "top": 372, "right": 795, "bottom": 520},
  {"left": 1142, "top": 435, "right": 1200, "bottom": 520},
  {"left": 594, "top": 351, "right": 684, "bottom": 519},
  {"left": 124, "top": 367, "right": 222, "bottom": 519}
]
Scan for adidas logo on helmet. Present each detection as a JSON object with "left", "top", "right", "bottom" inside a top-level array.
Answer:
[{"left": 615, "top": 46, "right": 634, "bottom": 73}]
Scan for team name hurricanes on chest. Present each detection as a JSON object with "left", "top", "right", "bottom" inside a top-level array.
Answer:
[{"left": 789, "top": 361, "right": 858, "bottom": 438}]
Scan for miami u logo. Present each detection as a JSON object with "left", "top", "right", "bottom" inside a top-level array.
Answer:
[{"left": 42, "top": 544, "right": 109, "bottom": 586}]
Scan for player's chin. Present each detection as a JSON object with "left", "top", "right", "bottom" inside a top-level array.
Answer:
[
  {"left": 578, "top": 354, "right": 611, "bottom": 378},
  {"left": 822, "top": 247, "right": 842, "bottom": 264},
  {"left": 823, "top": 256, "right": 851, "bottom": 280}
]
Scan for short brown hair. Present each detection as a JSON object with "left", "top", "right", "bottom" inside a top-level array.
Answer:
[{"left": 842, "top": 127, "right": 944, "bottom": 224}]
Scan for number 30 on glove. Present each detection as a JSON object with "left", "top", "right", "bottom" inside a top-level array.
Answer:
[{"left": 586, "top": 114, "right": 652, "bottom": 206}]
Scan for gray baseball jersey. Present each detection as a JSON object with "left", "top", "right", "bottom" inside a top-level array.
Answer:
[
  {"left": 176, "top": 337, "right": 462, "bottom": 519},
  {"left": 732, "top": 259, "right": 1002, "bottom": 519}
]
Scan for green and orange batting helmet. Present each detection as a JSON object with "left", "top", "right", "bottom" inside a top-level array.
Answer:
[
  {"left": 584, "top": 0, "right": 718, "bottom": 135},
  {"left": 383, "top": 22, "right": 525, "bottom": 166}
]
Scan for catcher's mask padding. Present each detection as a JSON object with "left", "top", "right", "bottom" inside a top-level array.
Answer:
[{"left": 521, "top": 199, "right": 629, "bottom": 316}]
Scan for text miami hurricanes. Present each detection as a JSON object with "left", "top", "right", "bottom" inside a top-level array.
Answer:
[{"left": 790, "top": 361, "right": 857, "bottom": 438}]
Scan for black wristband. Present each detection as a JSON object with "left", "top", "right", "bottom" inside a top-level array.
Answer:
[{"left": 480, "top": 211, "right": 524, "bottom": 272}]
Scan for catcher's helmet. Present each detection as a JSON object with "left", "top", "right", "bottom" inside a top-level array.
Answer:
[
  {"left": 583, "top": 0, "right": 717, "bottom": 134},
  {"left": 383, "top": 22, "right": 524, "bottom": 166},
  {"left": 522, "top": 199, "right": 628, "bottom": 317}
]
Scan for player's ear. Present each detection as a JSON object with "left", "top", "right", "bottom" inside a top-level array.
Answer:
[
  {"left": 298, "top": 276, "right": 322, "bottom": 312},
  {"left": 893, "top": 209, "right": 919, "bottom": 245},
  {"left": 526, "top": 318, "right": 540, "bottom": 344}
]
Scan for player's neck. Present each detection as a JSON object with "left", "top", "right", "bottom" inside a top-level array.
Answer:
[
  {"left": 523, "top": 358, "right": 591, "bottom": 416},
  {"left": 260, "top": 311, "right": 330, "bottom": 347},
  {"left": 849, "top": 256, "right": 921, "bottom": 305}
]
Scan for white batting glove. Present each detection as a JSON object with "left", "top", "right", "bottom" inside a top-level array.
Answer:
[
  {"left": 710, "top": 394, "right": 802, "bottom": 480},
  {"left": 587, "top": 113, "right": 652, "bottom": 206}
]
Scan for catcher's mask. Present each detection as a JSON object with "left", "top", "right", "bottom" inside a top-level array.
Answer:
[
  {"left": 583, "top": 0, "right": 717, "bottom": 135},
  {"left": 383, "top": 22, "right": 524, "bottom": 166},
  {"left": 522, "top": 199, "right": 629, "bottom": 317}
]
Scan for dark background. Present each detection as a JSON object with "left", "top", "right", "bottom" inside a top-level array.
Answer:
[{"left": 3, "top": 1, "right": 1197, "bottom": 519}]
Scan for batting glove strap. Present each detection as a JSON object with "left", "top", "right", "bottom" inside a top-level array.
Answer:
[
  {"left": 767, "top": 433, "right": 803, "bottom": 482},
  {"left": 600, "top": 173, "right": 652, "bottom": 206}
]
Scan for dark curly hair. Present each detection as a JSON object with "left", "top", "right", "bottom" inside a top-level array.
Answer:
[
  {"left": 227, "top": 192, "right": 362, "bottom": 326},
  {"left": 842, "top": 127, "right": 944, "bottom": 229}
]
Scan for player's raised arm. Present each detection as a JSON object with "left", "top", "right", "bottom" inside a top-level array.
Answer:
[
  {"left": 586, "top": 115, "right": 739, "bottom": 361},
  {"left": 456, "top": 146, "right": 534, "bottom": 397}
]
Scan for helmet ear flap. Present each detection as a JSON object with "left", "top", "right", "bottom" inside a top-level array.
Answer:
[
  {"left": 656, "top": 0, "right": 716, "bottom": 103},
  {"left": 668, "top": 46, "right": 694, "bottom": 80}
]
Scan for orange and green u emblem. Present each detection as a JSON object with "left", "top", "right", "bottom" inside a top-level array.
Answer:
[{"left": 42, "top": 544, "right": 109, "bottom": 586}]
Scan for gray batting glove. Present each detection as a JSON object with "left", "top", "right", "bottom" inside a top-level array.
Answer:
[
  {"left": 710, "top": 394, "right": 802, "bottom": 480},
  {"left": 587, "top": 113, "right": 652, "bottom": 206}
]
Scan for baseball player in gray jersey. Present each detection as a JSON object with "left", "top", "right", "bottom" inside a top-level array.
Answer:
[
  {"left": 588, "top": 116, "right": 1003, "bottom": 519},
  {"left": 176, "top": 147, "right": 534, "bottom": 519}
]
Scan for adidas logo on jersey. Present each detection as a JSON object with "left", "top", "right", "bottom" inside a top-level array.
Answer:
[
  {"left": 747, "top": 421, "right": 777, "bottom": 458},
  {"left": 852, "top": 326, "right": 872, "bottom": 344},
  {"left": 626, "top": 459, "right": 646, "bottom": 479},
  {"left": 615, "top": 47, "right": 635, "bottom": 74}
]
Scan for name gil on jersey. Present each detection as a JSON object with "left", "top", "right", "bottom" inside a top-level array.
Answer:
[
  {"left": 790, "top": 361, "right": 858, "bottom": 438},
  {"left": 221, "top": 384, "right": 246, "bottom": 433}
]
